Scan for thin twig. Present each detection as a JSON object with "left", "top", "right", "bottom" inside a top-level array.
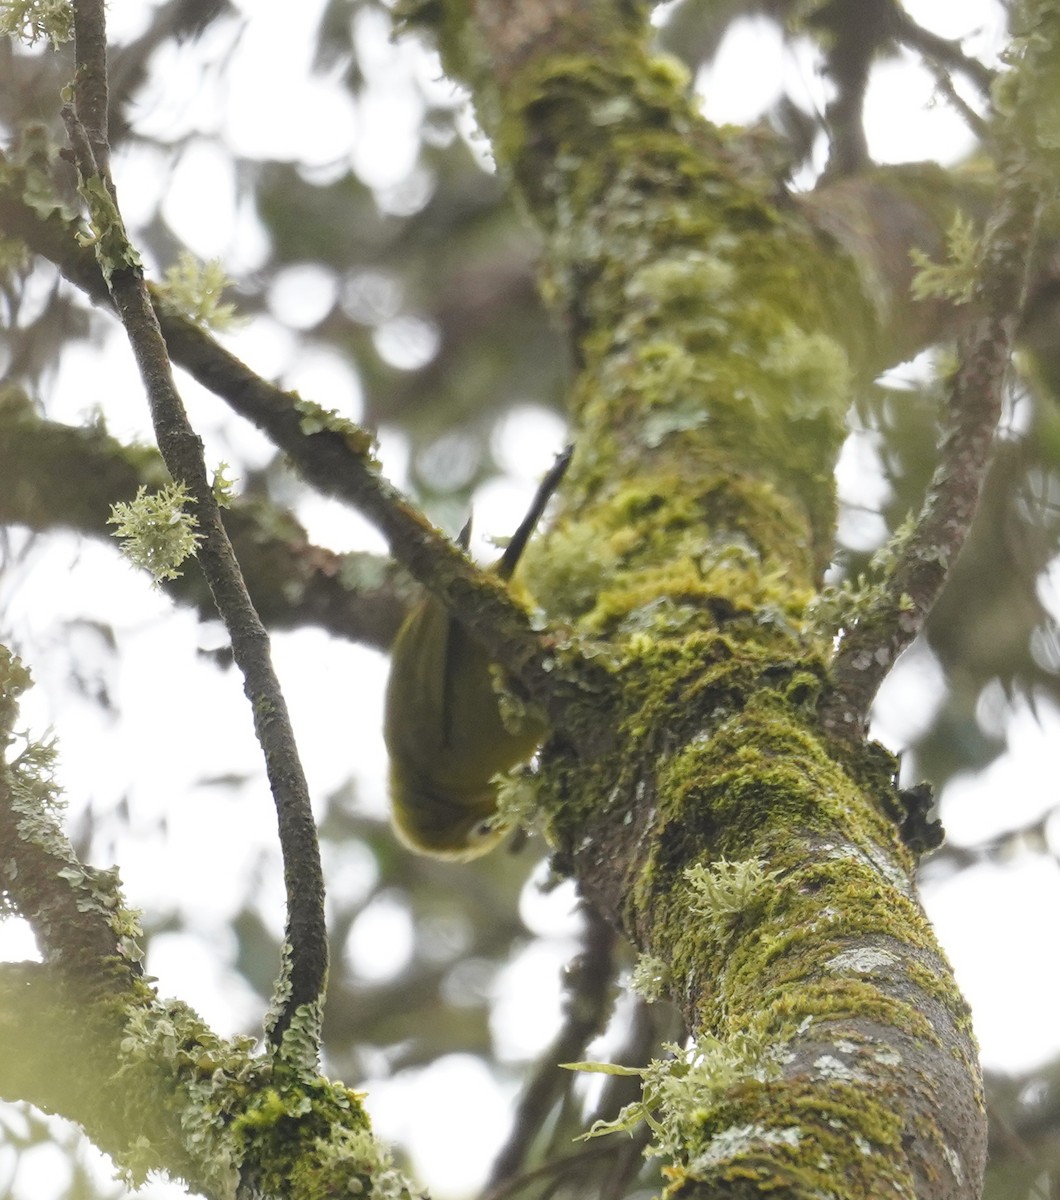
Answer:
[
  {"left": 64, "top": 0, "right": 327, "bottom": 1054},
  {"left": 479, "top": 1141, "right": 620, "bottom": 1200},
  {"left": 927, "top": 67, "right": 989, "bottom": 141},
  {"left": 822, "top": 157, "right": 1043, "bottom": 739},
  {"left": 157, "top": 313, "right": 577, "bottom": 714},
  {"left": 891, "top": 7, "right": 995, "bottom": 98},
  {"left": 485, "top": 904, "right": 618, "bottom": 1193}
]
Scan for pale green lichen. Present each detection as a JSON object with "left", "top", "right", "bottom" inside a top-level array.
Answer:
[
  {"left": 263, "top": 940, "right": 295, "bottom": 1045},
  {"left": 294, "top": 396, "right": 366, "bottom": 445},
  {"left": 2, "top": 731, "right": 65, "bottom": 917},
  {"left": 688, "top": 1122, "right": 801, "bottom": 1174},
  {"left": 157, "top": 251, "right": 242, "bottom": 332},
  {"left": 492, "top": 768, "right": 539, "bottom": 835},
  {"left": 108, "top": 481, "right": 201, "bottom": 584},
  {"left": 118, "top": 1002, "right": 260, "bottom": 1196},
  {"left": 759, "top": 323, "right": 851, "bottom": 420},
  {"left": 910, "top": 211, "right": 979, "bottom": 304},
  {"left": 812, "top": 1054, "right": 866, "bottom": 1083},
  {"left": 300, "top": 1123, "right": 417, "bottom": 1200},
  {"left": 624, "top": 249, "right": 737, "bottom": 310},
  {"left": 826, "top": 946, "right": 898, "bottom": 974},
  {"left": 630, "top": 953, "right": 671, "bottom": 1002},
  {"left": 685, "top": 858, "right": 780, "bottom": 919},
  {"left": 809, "top": 513, "right": 920, "bottom": 637},
  {"left": 74, "top": 175, "right": 143, "bottom": 282},
  {"left": 566, "top": 1029, "right": 776, "bottom": 1158},
  {"left": 0, "top": 0, "right": 72, "bottom": 45},
  {"left": 212, "top": 461, "right": 236, "bottom": 507},
  {"left": 276, "top": 997, "right": 325, "bottom": 1074}
]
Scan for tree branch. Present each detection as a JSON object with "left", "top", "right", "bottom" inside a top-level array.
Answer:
[
  {"left": 891, "top": 5, "right": 995, "bottom": 98},
  {"left": 63, "top": 0, "right": 327, "bottom": 1054},
  {"left": 822, "top": 155, "right": 1043, "bottom": 738},
  {"left": 0, "top": 646, "right": 141, "bottom": 987},
  {"left": 0, "top": 388, "right": 412, "bottom": 649},
  {"left": 0, "top": 143, "right": 586, "bottom": 727},
  {"left": 485, "top": 904, "right": 617, "bottom": 1194}
]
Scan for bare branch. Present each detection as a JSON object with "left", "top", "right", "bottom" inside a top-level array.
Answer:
[
  {"left": 891, "top": 5, "right": 995, "bottom": 98},
  {"left": 63, "top": 0, "right": 327, "bottom": 1054},
  {"left": 485, "top": 905, "right": 617, "bottom": 1195}
]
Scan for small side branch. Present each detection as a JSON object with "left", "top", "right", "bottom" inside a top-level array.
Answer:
[
  {"left": 63, "top": 0, "right": 326, "bottom": 1055},
  {"left": 0, "top": 647, "right": 140, "bottom": 987},
  {"left": 891, "top": 6, "right": 995, "bottom": 99},
  {"left": 822, "top": 159, "right": 1043, "bottom": 738},
  {"left": 158, "top": 314, "right": 569, "bottom": 710}
]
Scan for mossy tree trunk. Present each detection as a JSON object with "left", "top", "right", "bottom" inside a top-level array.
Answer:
[{"left": 403, "top": 0, "right": 995, "bottom": 1195}]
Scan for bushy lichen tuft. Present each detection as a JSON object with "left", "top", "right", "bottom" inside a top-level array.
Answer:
[
  {"left": 685, "top": 858, "right": 780, "bottom": 919},
  {"left": 157, "top": 252, "right": 242, "bottom": 331},
  {"left": 0, "top": 0, "right": 73, "bottom": 45},
  {"left": 567, "top": 1029, "right": 777, "bottom": 1158},
  {"left": 630, "top": 953, "right": 671, "bottom": 1002},
  {"left": 108, "top": 481, "right": 201, "bottom": 584},
  {"left": 493, "top": 767, "right": 540, "bottom": 836}
]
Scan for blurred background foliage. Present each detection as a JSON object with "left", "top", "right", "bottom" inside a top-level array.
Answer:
[{"left": 3, "top": 0, "right": 1060, "bottom": 1198}]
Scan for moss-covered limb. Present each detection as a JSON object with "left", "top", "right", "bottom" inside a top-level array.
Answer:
[
  {"left": 0, "top": 962, "right": 234, "bottom": 1195},
  {"left": 0, "top": 653, "right": 409, "bottom": 1197},
  {"left": 0, "top": 387, "right": 412, "bottom": 650},
  {"left": 391, "top": 16, "right": 986, "bottom": 1194},
  {"left": 538, "top": 635, "right": 983, "bottom": 1197},
  {"left": 412, "top": 4, "right": 865, "bottom": 575},
  {"left": 0, "top": 961, "right": 155, "bottom": 1172},
  {"left": 435, "top": 24, "right": 985, "bottom": 1191},
  {"left": 0, "top": 963, "right": 409, "bottom": 1200}
]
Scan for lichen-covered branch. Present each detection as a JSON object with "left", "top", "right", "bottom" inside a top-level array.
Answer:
[
  {"left": 0, "top": 646, "right": 141, "bottom": 984},
  {"left": 0, "top": 646, "right": 413, "bottom": 1197},
  {"left": 821, "top": 11, "right": 1054, "bottom": 738}
]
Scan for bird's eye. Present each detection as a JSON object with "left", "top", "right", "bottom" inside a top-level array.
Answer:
[{"left": 469, "top": 818, "right": 496, "bottom": 842}]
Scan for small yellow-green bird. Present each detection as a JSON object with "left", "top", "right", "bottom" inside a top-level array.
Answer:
[{"left": 384, "top": 447, "right": 571, "bottom": 859}]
